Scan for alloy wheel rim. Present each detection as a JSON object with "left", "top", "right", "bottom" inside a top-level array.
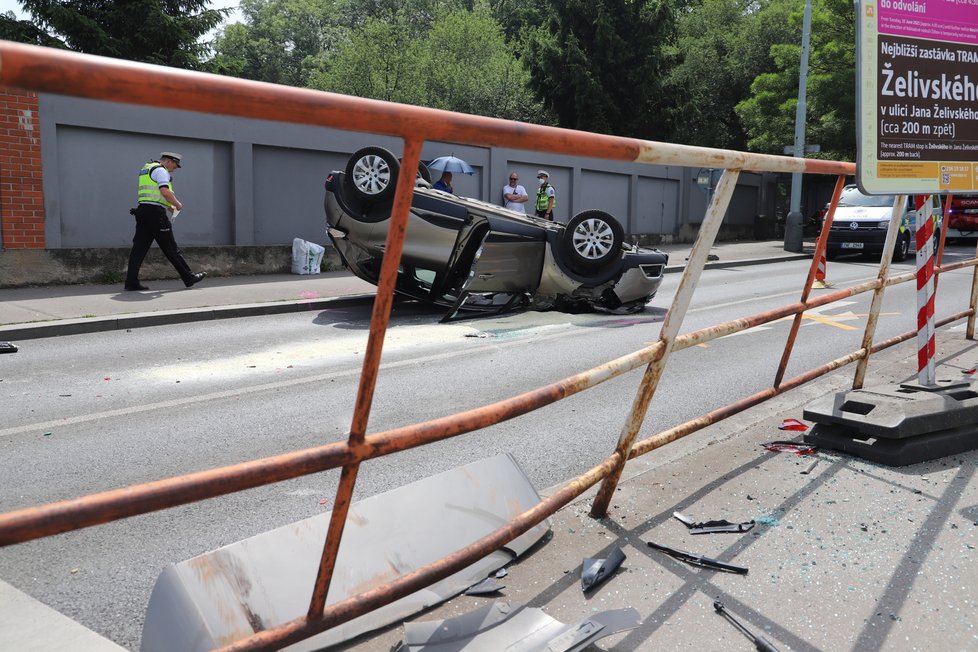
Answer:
[
  {"left": 352, "top": 154, "right": 391, "bottom": 195},
  {"left": 572, "top": 218, "right": 614, "bottom": 259}
]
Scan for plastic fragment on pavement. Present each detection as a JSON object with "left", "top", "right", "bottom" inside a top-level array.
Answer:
[
  {"left": 778, "top": 419, "right": 809, "bottom": 431},
  {"left": 673, "top": 511, "right": 755, "bottom": 534},
  {"left": 581, "top": 546, "right": 626, "bottom": 592},
  {"left": 647, "top": 541, "right": 749, "bottom": 574},
  {"left": 763, "top": 440, "right": 817, "bottom": 455},
  {"left": 964, "top": 368, "right": 976, "bottom": 375},
  {"left": 400, "top": 601, "right": 641, "bottom": 652},
  {"left": 464, "top": 577, "right": 504, "bottom": 596}
]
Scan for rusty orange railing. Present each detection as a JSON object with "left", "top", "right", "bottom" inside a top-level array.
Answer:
[{"left": 1, "top": 41, "right": 976, "bottom": 651}]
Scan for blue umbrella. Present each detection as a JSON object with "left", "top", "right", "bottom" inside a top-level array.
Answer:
[{"left": 426, "top": 155, "right": 475, "bottom": 175}]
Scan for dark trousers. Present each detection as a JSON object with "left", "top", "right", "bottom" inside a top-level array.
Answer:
[{"left": 126, "top": 204, "right": 194, "bottom": 285}]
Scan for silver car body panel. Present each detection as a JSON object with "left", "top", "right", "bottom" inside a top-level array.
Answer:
[
  {"left": 141, "top": 453, "right": 550, "bottom": 652},
  {"left": 401, "top": 601, "right": 642, "bottom": 652}
]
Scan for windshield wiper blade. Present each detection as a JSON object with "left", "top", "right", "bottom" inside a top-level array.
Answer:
[
  {"left": 647, "top": 541, "right": 748, "bottom": 574},
  {"left": 673, "top": 511, "right": 755, "bottom": 534}
]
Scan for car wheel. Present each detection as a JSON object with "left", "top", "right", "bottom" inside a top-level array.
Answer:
[
  {"left": 893, "top": 232, "right": 910, "bottom": 262},
  {"left": 346, "top": 146, "right": 399, "bottom": 203},
  {"left": 826, "top": 249, "right": 838, "bottom": 261},
  {"left": 562, "top": 210, "right": 624, "bottom": 272}
]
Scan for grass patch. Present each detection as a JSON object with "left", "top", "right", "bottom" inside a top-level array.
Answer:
[{"left": 95, "top": 269, "right": 125, "bottom": 284}]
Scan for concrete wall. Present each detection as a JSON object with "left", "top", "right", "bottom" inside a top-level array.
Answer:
[
  {"left": 32, "top": 93, "right": 782, "bottom": 245},
  {"left": 1, "top": 91, "right": 832, "bottom": 286}
]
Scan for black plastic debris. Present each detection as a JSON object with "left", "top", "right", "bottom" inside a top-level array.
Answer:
[
  {"left": 647, "top": 541, "right": 748, "bottom": 574},
  {"left": 714, "top": 600, "right": 780, "bottom": 651},
  {"left": 673, "top": 511, "right": 755, "bottom": 534},
  {"left": 581, "top": 546, "right": 626, "bottom": 592},
  {"left": 464, "top": 577, "right": 504, "bottom": 596},
  {"left": 0, "top": 342, "right": 18, "bottom": 354}
]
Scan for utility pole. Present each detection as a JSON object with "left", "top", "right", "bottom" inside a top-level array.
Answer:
[{"left": 784, "top": 0, "right": 813, "bottom": 253}]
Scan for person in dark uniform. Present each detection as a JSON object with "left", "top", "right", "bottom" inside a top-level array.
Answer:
[{"left": 125, "top": 151, "right": 206, "bottom": 291}]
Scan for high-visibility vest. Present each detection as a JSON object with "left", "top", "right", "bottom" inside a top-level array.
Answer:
[
  {"left": 536, "top": 184, "right": 555, "bottom": 212},
  {"left": 137, "top": 161, "right": 173, "bottom": 207}
]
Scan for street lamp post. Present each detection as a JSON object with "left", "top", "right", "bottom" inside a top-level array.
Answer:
[{"left": 784, "top": 0, "right": 813, "bottom": 253}]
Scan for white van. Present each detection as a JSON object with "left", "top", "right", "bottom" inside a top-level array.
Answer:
[{"left": 825, "top": 185, "right": 941, "bottom": 262}]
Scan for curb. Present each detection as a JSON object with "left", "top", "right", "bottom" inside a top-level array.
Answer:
[
  {"left": 1, "top": 255, "right": 811, "bottom": 341},
  {"left": 0, "top": 294, "right": 376, "bottom": 342},
  {"left": 664, "top": 252, "right": 809, "bottom": 273}
]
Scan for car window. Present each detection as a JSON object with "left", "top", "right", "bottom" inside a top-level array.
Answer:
[{"left": 838, "top": 187, "right": 894, "bottom": 208}]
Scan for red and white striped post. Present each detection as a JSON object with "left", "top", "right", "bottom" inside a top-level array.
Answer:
[
  {"left": 813, "top": 251, "right": 829, "bottom": 288},
  {"left": 914, "top": 195, "right": 936, "bottom": 386}
]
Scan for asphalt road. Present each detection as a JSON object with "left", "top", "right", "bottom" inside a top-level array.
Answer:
[{"left": 1, "top": 254, "right": 976, "bottom": 649}]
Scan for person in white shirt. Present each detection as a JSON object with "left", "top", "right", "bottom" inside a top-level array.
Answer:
[{"left": 502, "top": 172, "right": 528, "bottom": 213}]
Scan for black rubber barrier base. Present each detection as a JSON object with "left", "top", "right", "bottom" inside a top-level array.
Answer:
[
  {"left": 805, "top": 421, "right": 978, "bottom": 466},
  {"left": 803, "top": 380, "right": 978, "bottom": 466}
]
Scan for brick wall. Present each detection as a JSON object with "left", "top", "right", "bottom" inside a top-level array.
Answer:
[{"left": 0, "top": 88, "right": 44, "bottom": 249}]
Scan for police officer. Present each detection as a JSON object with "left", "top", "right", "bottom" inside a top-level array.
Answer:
[
  {"left": 535, "top": 170, "right": 555, "bottom": 220},
  {"left": 125, "top": 152, "right": 206, "bottom": 291}
]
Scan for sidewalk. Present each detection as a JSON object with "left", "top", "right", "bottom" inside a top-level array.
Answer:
[
  {"left": 344, "top": 328, "right": 978, "bottom": 652},
  {"left": 0, "top": 239, "right": 812, "bottom": 341}
]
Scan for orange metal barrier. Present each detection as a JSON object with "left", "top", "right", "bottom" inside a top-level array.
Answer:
[{"left": 1, "top": 41, "right": 976, "bottom": 651}]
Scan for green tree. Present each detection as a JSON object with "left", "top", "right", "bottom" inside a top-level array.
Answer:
[
  {"left": 735, "top": 0, "right": 856, "bottom": 160},
  {"left": 419, "top": 9, "right": 544, "bottom": 121},
  {"left": 485, "top": 0, "right": 547, "bottom": 42},
  {"left": 309, "top": 6, "right": 545, "bottom": 121},
  {"left": 0, "top": 10, "right": 64, "bottom": 48},
  {"left": 665, "top": 0, "right": 796, "bottom": 150},
  {"left": 207, "top": 0, "right": 342, "bottom": 85},
  {"left": 7, "top": 0, "right": 228, "bottom": 69},
  {"left": 524, "top": 0, "right": 676, "bottom": 139},
  {"left": 804, "top": 0, "right": 856, "bottom": 160},
  {"left": 309, "top": 14, "right": 425, "bottom": 104}
]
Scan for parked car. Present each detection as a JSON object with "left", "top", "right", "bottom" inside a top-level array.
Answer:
[
  {"left": 323, "top": 146, "right": 669, "bottom": 320},
  {"left": 826, "top": 185, "right": 941, "bottom": 262},
  {"left": 945, "top": 194, "right": 978, "bottom": 239}
]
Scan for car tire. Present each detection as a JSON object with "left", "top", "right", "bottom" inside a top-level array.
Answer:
[
  {"left": 826, "top": 249, "right": 839, "bottom": 261},
  {"left": 893, "top": 232, "right": 910, "bottom": 262},
  {"left": 346, "top": 146, "right": 400, "bottom": 204},
  {"left": 562, "top": 210, "right": 624, "bottom": 272}
]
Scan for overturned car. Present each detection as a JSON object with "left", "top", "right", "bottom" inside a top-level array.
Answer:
[{"left": 324, "top": 146, "right": 668, "bottom": 320}]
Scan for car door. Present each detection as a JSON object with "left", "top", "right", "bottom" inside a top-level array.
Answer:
[{"left": 463, "top": 214, "right": 547, "bottom": 294}]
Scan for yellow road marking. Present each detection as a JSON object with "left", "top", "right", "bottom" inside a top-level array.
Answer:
[{"left": 775, "top": 310, "right": 900, "bottom": 331}]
